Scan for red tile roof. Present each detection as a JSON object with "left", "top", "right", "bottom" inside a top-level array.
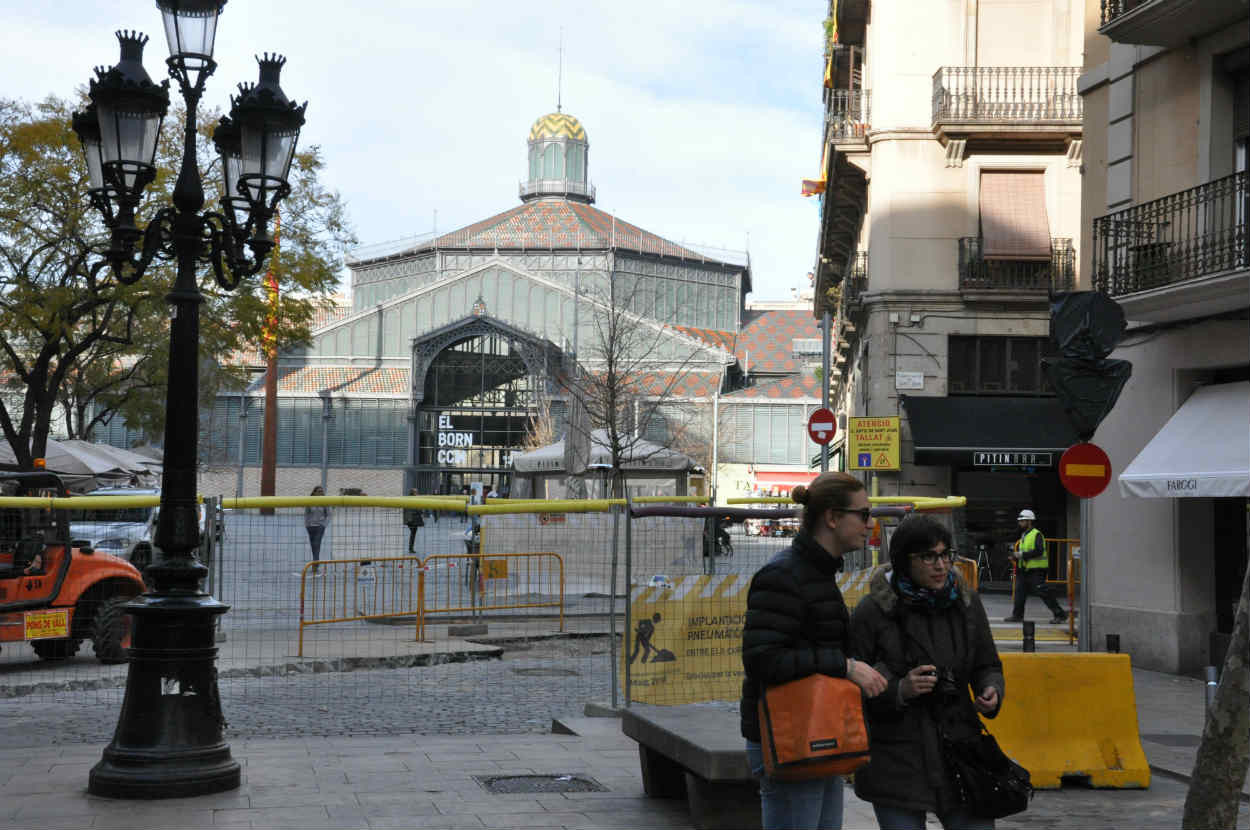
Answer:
[
  {"left": 677, "top": 310, "right": 823, "bottom": 375},
  {"left": 723, "top": 376, "right": 823, "bottom": 400},
  {"left": 361, "top": 199, "right": 737, "bottom": 266},
  {"left": 246, "top": 366, "right": 410, "bottom": 397}
]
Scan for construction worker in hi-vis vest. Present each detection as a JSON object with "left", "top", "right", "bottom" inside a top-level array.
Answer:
[{"left": 1004, "top": 509, "right": 1068, "bottom": 624}]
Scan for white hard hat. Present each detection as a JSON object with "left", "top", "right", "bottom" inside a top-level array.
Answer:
[{"left": 1017, "top": 509, "right": 1036, "bottom": 521}]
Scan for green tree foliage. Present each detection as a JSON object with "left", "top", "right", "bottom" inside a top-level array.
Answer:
[{"left": 0, "top": 95, "right": 355, "bottom": 468}]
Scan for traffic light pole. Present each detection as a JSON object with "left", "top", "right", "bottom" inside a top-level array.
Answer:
[{"left": 820, "top": 310, "right": 831, "bottom": 473}]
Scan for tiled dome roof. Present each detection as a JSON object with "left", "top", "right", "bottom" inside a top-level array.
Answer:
[{"left": 529, "top": 112, "right": 587, "bottom": 141}]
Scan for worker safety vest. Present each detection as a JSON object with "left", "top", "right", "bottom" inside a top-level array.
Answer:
[{"left": 1017, "top": 527, "right": 1048, "bottom": 570}]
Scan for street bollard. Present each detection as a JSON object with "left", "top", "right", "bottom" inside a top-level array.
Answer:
[
  {"left": 1106, "top": 633, "right": 1120, "bottom": 653},
  {"left": 1205, "top": 665, "right": 1218, "bottom": 712},
  {"left": 1022, "top": 620, "right": 1035, "bottom": 652}
]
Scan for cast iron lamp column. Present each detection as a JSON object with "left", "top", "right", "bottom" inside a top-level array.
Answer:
[{"left": 73, "top": 0, "right": 306, "bottom": 799}]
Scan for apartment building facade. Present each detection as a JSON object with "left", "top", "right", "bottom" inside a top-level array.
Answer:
[
  {"left": 812, "top": 0, "right": 1086, "bottom": 582},
  {"left": 1079, "top": 0, "right": 1248, "bottom": 673}
]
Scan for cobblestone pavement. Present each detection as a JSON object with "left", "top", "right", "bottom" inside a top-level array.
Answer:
[{"left": 0, "top": 651, "right": 617, "bottom": 747}]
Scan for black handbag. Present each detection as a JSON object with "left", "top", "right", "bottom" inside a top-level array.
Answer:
[{"left": 941, "top": 723, "right": 1032, "bottom": 819}]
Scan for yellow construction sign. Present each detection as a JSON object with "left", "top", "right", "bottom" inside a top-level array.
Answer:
[
  {"left": 848, "top": 416, "right": 901, "bottom": 470},
  {"left": 623, "top": 569, "right": 881, "bottom": 704}
]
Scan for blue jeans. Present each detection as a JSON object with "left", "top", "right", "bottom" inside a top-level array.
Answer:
[
  {"left": 745, "top": 740, "right": 844, "bottom": 830},
  {"left": 872, "top": 804, "right": 994, "bottom": 830},
  {"left": 306, "top": 525, "right": 325, "bottom": 561}
]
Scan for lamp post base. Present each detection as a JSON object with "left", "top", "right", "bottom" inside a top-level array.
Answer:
[{"left": 89, "top": 585, "right": 240, "bottom": 799}]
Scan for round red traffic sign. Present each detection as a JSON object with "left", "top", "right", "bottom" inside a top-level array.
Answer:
[
  {"left": 808, "top": 408, "right": 837, "bottom": 445},
  {"left": 1059, "top": 442, "right": 1112, "bottom": 498}
]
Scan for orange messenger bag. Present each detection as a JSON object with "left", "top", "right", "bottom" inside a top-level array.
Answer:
[{"left": 758, "top": 673, "right": 871, "bottom": 780}]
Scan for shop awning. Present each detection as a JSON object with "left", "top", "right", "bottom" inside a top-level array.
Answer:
[
  {"left": 753, "top": 470, "right": 819, "bottom": 488},
  {"left": 1119, "top": 381, "right": 1250, "bottom": 499},
  {"left": 902, "top": 396, "right": 1080, "bottom": 467}
]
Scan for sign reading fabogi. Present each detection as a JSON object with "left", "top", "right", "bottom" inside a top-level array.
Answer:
[{"left": 623, "top": 568, "right": 880, "bottom": 704}]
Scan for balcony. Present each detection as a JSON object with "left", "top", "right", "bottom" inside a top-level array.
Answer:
[
  {"left": 932, "top": 67, "right": 1082, "bottom": 148},
  {"left": 1093, "top": 172, "right": 1248, "bottom": 322},
  {"left": 519, "top": 179, "right": 596, "bottom": 203},
  {"left": 958, "top": 237, "right": 1076, "bottom": 294},
  {"left": 1099, "top": 0, "right": 1248, "bottom": 47},
  {"left": 826, "top": 90, "right": 870, "bottom": 152}
]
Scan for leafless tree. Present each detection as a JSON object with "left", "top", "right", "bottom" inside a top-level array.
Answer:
[{"left": 558, "top": 273, "right": 726, "bottom": 497}]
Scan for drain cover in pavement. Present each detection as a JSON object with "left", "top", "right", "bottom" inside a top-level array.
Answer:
[
  {"left": 474, "top": 774, "right": 608, "bottom": 794},
  {"left": 511, "top": 667, "right": 580, "bottom": 677}
]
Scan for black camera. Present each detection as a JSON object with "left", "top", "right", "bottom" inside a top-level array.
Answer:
[{"left": 921, "top": 666, "right": 959, "bottom": 697}]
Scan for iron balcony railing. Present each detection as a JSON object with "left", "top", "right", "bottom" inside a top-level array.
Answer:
[
  {"left": 826, "top": 90, "right": 871, "bottom": 140},
  {"left": 959, "top": 238, "right": 1076, "bottom": 292},
  {"left": 1100, "top": 0, "right": 1152, "bottom": 25},
  {"left": 932, "top": 67, "right": 1082, "bottom": 124},
  {"left": 1093, "top": 171, "right": 1248, "bottom": 296},
  {"left": 843, "top": 251, "right": 869, "bottom": 303},
  {"left": 519, "top": 179, "right": 596, "bottom": 201}
]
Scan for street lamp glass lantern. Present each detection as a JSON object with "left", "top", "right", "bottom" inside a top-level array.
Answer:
[
  {"left": 156, "top": 0, "right": 226, "bottom": 89},
  {"left": 71, "top": 107, "right": 107, "bottom": 192},
  {"left": 231, "top": 54, "right": 306, "bottom": 209},
  {"left": 212, "top": 115, "right": 248, "bottom": 229},
  {"left": 88, "top": 31, "right": 170, "bottom": 197}
]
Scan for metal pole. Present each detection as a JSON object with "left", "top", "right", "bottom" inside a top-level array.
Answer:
[
  {"left": 711, "top": 375, "right": 721, "bottom": 499},
  {"left": 820, "top": 310, "right": 831, "bottom": 472},
  {"left": 235, "top": 396, "right": 247, "bottom": 499},
  {"left": 319, "top": 392, "right": 331, "bottom": 493},
  {"left": 623, "top": 493, "right": 633, "bottom": 708},
  {"left": 1078, "top": 498, "right": 1091, "bottom": 651},
  {"left": 609, "top": 501, "right": 620, "bottom": 709}
]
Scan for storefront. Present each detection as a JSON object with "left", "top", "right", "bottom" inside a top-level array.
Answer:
[{"left": 902, "top": 395, "right": 1079, "bottom": 585}]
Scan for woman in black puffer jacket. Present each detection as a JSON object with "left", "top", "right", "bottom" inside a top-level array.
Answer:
[
  {"left": 849, "top": 514, "right": 1005, "bottom": 830},
  {"left": 740, "top": 472, "right": 887, "bottom": 830}
]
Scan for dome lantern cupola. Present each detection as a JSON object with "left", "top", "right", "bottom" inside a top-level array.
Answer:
[{"left": 521, "top": 111, "right": 594, "bottom": 203}]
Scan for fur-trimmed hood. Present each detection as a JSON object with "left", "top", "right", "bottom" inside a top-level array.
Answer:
[{"left": 865, "top": 565, "right": 975, "bottom": 616}]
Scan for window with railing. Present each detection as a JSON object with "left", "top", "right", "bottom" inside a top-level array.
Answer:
[
  {"left": 949, "top": 336, "right": 1058, "bottom": 396},
  {"left": 1093, "top": 171, "right": 1248, "bottom": 297},
  {"left": 827, "top": 90, "right": 870, "bottom": 140},
  {"left": 958, "top": 238, "right": 1075, "bottom": 292},
  {"left": 932, "top": 67, "right": 1082, "bottom": 123},
  {"left": 1099, "top": 0, "right": 1154, "bottom": 26}
]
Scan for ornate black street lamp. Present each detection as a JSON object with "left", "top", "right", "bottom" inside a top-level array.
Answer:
[{"left": 73, "top": 0, "right": 305, "bottom": 799}]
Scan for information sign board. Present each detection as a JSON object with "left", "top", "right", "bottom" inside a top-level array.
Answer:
[{"left": 848, "top": 416, "right": 901, "bottom": 470}]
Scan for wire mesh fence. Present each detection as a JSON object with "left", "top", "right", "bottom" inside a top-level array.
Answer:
[{"left": 0, "top": 492, "right": 971, "bottom": 744}]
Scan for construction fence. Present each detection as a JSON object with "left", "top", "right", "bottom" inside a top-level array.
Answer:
[{"left": 1, "top": 492, "right": 1009, "bottom": 737}]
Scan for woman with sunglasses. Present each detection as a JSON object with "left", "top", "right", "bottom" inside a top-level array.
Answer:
[
  {"left": 740, "top": 471, "right": 888, "bottom": 829},
  {"left": 848, "top": 514, "right": 1005, "bottom": 829}
]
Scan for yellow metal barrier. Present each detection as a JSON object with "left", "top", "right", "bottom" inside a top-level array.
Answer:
[
  {"left": 726, "top": 495, "right": 967, "bottom": 511},
  {"left": 987, "top": 653, "right": 1150, "bottom": 789},
  {"left": 953, "top": 556, "right": 978, "bottom": 591},
  {"left": 226, "top": 496, "right": 467, "bottom": 510},
  {"left": 419, "top": 552, "right": 565, "bottom": 637},
  {"left": 297, "top": 555, "right": 424, "bottom": 656}
]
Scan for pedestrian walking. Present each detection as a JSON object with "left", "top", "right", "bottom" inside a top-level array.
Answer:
[
  {"left": 1003, "top": 509, "right": 1066, "bottom": 624},
  {"left": 304, "top": 485, "right": 330, "bottom": 573},
  {"left": 849, "top": 514, "right": 1007, "bottom": 829},
  {"left": 740, "top": 472, "right": 887, "bottom": 829},
  {"left": 403, "top": 487, "right": 424, "bottom": 553}
]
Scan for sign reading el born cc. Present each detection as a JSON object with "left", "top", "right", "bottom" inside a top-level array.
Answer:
[{"left": 436, "top": 413, "right": 475, "bottom": 465}]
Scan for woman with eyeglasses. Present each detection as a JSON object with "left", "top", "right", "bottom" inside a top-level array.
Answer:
[
  {"left": 848, "top": 514, "right": 1005, "bottom": 830},
  {"left": 740, "top": 471, "right": 888, "bottom": 829}
]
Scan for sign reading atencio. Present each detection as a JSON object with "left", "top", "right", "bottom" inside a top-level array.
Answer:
[
  {"left": 807, "top": 407, "right": 837, "bottom": 445},
  {"left": 848, "top": 416, "right": 901, "bottom": 470},
  {"left": 1059, "top": 442, "right": 1112, "bottom": 498}
]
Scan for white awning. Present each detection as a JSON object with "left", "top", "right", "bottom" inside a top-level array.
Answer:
[{"left": 1119, "top": 381, "right": 1250, "bottom": 498}]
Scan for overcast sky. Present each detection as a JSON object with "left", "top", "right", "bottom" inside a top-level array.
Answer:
[{"left": 1, "top": 0, "right": 824, "bottom": 301}]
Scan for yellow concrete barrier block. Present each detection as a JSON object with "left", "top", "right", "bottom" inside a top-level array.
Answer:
[{"left": 986, "top": 653, "right": 1150, "bottom": 789}]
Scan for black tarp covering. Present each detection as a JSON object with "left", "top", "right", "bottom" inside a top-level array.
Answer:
[{"left": 1042, "top": 291, "right": 1133, "bottom": 442}]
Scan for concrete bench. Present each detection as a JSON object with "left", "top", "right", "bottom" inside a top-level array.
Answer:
[{"left": 620, "top": 705, "right": 760, "bottom": 830}]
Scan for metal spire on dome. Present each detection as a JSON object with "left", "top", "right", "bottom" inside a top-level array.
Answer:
[{"left": 557, "top": 28, "right": 563, "bottom": 113}]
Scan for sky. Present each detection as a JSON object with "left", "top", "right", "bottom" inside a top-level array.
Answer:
[{"left": 0, "top": 0, "right": 825, "bottom": 302}]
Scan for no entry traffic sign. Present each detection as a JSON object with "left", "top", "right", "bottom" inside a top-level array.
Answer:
[
  {"left": 1059, "top": 442, "right": 1112, "bottom": 498},
  {"left": 808, "top": 408, "right": 837, "bottom": 445}
]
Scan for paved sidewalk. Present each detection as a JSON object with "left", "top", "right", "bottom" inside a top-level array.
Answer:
[{"left": 2, "top": 665, "right": 1247, "bottom": 829}]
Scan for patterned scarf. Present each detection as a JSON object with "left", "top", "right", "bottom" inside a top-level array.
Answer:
[{"left": 895, "top": 570, "right": 960, "bottom": 610}]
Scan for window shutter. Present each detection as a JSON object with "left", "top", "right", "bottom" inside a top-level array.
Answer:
[{"left": 980, "top": 172, "right": 1051, "bottom": 260}]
